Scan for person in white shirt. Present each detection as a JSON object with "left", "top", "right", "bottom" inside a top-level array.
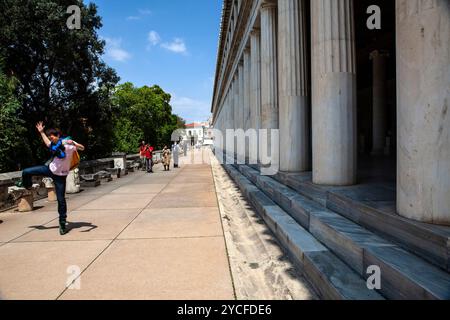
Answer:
[{"left": 21, "top": 122, "right": 85, "bottom": 235}]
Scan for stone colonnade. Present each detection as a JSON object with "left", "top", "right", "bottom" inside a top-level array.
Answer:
[{"left": 212, "top": 0, "right": 450, "bottom": 225}]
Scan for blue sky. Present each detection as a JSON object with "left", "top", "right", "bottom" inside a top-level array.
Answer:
[{"left": 88, "top": 0, "right": 222, "bottom": 123}]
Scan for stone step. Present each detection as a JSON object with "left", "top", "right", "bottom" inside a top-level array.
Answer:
[
  {"left": 224, "top": 165, "right": 384, "bottom": 300},
  {"left": 230, "top": 165, "right": 450, "bottom": 300},
  {"left": 327, "top": 190, "right": 450, "bottom": 273}
]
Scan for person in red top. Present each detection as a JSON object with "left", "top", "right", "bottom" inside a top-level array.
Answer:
[
  {"left": 139, "top": 141, "right": 147, "bottom": 171},
  {"left": 144, "top": 144, "right": 154, "bottom": 173}
]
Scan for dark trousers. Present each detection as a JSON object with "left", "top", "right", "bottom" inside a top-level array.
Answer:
[
  {"left": 22, "top": 165, "right": 67, "bottom": 223},
  {"left": 146, "top": 158, "right": 153, "bottom": 172}
]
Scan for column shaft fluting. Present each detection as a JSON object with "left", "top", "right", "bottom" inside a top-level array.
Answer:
[
  {"left": 260, "top": 2, "right": 279, "bottom": 166},
  {"left": 278, "top": 0, "right": 310, "bottom": 172},
  {"left": 243, "top": 49, "right": 251, "bottom": 132},
  {"left": 396, "top": 0, "right": 450, "bottom": 225},
  {"left": 311, "top": 0, "right": 357, "bottom": 186}
]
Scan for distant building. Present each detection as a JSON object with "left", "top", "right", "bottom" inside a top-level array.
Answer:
[{"left": 182, "top": 122, "right": 212, "bottom": 146}]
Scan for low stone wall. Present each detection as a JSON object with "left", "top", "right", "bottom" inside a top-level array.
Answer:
[
  {"left": 0, "top": 172, "right": 48, "bottom": 212},
  {"left": 78, "top": 158, "right": 115, "bottom": 175},
  {"left": 0, "top": 152, "right": 142, "bottom": 212}
]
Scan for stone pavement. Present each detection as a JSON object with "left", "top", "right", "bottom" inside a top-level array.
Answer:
[{"left": 0, "top": 151, "right": 234, "bottom": 300}]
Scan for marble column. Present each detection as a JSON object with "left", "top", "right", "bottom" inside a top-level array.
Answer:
[
  {"left": 233, "top": 74, "right": 239, "bottom": 131},
  {"left": 370, "top": 50, "right": 389, "bottom": 156},
  {"left": 396, "top": 0, "right": 450, "bottom": 225},
  {"left": 250, "top": 29, "right": 262, "bottom": 164},
  {"left": 243, "top": 48, "right": 251, "bottom": 131},
  {"left": 250, "top": 29, "right": 262, "bottom": 133},
  {"left": 260, "top": 1, "right": 279, "bottom": 167},
  {"left": 311, "top": 0, "right": 357, "bottom": 186},
  {"left": 278, "top": 0, "right": 310, "bottom": 172},
  {"left": 238, "top": 62, "right": 245, "bottom": 131},
  {"left": 243, "top": 48, "right": 252, "bottom": 161}
]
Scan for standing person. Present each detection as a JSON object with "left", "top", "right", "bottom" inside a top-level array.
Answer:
[
  {"left": 20, "top": 122, "right": 85, "bottom": 235},
  {"left": 144, "top": 144, "right": 154, "bottom": 173},
  {"left": 139, "top": 141, "right": 147, "bottom": 171},
  {"left": 162, "top": 146, "right": 171, "bottom": 171},
  {"left": 173, "top": 143, "right": 181, "bottom": 168}
]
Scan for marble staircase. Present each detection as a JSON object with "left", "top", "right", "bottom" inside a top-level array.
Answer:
[{"left": 224, "top": 164, "right": 450, "bottom": 300}]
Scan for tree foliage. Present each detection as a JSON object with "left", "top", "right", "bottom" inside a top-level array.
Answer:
[
  {"left": 0, "top": 68, "right": 32, "bottom": 172},
  {"left": 0, "top": 0, "right": 185, "bottom": 173},
  {"left": 112, "top": 83, "right": 185, "bottom": 151},
  {"left": 0, "top": 0, "right": 119, "bottom": 163}
]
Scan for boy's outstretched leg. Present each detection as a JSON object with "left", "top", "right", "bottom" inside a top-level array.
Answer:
[{"left": 21, "top": 165, "right": 52, "bottom": 189}]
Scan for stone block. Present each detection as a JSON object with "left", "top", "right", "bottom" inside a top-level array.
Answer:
[
  {"left": 80, "top": 174, "right": 101, "bottom": 188},
  {"left": 363, "top": 246, "right": 450, "bottom": 300},
  {"left": 80, "top": 180, "right": 101, "bottom": 188},
  {"left": 66, "top": 169, "right": 81, "bottom": 194},
  {"left": 327, "top": 191, "right": 450, "bottom": 272},
  {"left": 47, "top": 188, "right": 57, "bottom": 202},
  {"left": 18, "top": 195, "right": 34, "bottom": 212},
  {"left": 106, "top": 168, "right": 121, "bottom": 179},
  {"left": 309, "top": 211, "right": 394, "bottom": 276},
  {"left": 303, "top": 250, "right": 384, "bottom": 300},
  {"left": 97, "top": 171, "right": 113, "bottom": 183},
  {"left": 8, "top": 187, "right": 35, "bottom": 212}
]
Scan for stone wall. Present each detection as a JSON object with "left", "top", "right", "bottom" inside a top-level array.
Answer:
[{"left": 0, "top": 153, "right": 141, "bottom": 212}]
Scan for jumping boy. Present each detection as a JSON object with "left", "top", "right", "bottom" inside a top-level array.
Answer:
[{"left": 21, "top": 122, "right": 85, "bottom": 235}]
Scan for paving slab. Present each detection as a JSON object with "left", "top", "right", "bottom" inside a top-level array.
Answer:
[
  {"left": 171, "top": 175, "right": 214, "bottom": 184},
  {"left": 14, "top": 209, "right": 141, "bottom": 242},
  {"left": 111, "top": 184, "right": 166, "bottom": 194},
  {"left": 31, "top": 195, "right": 100, "bottom": 213},
  {"left": 119, "top": 207, "right": 223, "bottom": 239},
  {"left": 0, "top": 150, "right": 236, "bottom": 300},
  {"left": 77, "top": 194, "right": 157, "bottom": 211},
  {"left": 148, "top": 191, "right": 218, "bottom": 208},
  {"left": 59, "top": 238, "right": 234, "bottom": 300},
  {"left": 0, "top": 240, "right": 110, "bottom": 300},
  {"left": 162, "top": 183, "right": 215, "bottom": 194},
  {"left": 0, "top": 211, "right": 57, "bottom": 242}
]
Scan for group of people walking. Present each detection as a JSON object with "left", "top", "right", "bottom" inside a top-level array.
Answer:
[
  {"left": 139, "top": 141, "right": 154, "bottom": 173},
  {"left": 140, "top": 141, "right": 183, "bottom": 172}
]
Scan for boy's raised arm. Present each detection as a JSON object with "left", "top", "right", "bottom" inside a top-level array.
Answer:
[{"left": 36, "top": 121, "right": 51, "bottom": 148}]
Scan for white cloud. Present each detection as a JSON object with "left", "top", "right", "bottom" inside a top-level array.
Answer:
[
  {"left": 148, "top": 31, "right": 161, "bottom": 46},
  {"left": 104, "top": 38, "right": 131, "bottom": 62},
  {"left": 139, "top": 9, "right": 152, "bottom": 15},
  {"left": 126, "top": 8, "right": 152, "bottom": 21},
  {"left": 161, "top": 38, "right": 187, "bottom": 54},
  {"left": 171, "top": 96, "right": 211, "bottom": 122}
]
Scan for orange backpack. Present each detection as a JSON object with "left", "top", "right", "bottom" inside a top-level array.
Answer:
[{"left": 70, "top": 150, "right": 81, "bottom": 170}]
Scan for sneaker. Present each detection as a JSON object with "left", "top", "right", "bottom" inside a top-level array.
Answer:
[
  {"left": 15, "top": 180, "right": 32, "bottom": 190},
  {"left": 59, "top": 221, "right": 67, "bottom": 235}
]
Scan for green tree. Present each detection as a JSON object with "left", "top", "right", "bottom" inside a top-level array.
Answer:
[
  {"left": 0, "top": 0, "right": 119, "bottom": 163},
  {"left": 112, "top": 83, "right": 184, "bottom": 151},
  {"left": 0, "top": 68, "right": 32, "bottom": 172}
]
